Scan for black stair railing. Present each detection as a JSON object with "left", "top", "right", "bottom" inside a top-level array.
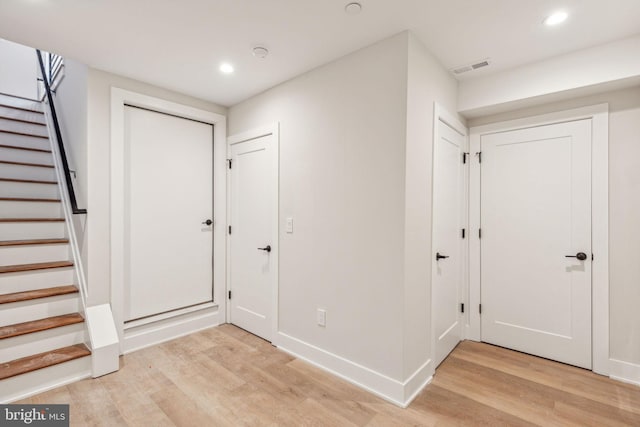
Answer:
[{"left": 36, "top": 49, "right": 86, "bottom": 215}]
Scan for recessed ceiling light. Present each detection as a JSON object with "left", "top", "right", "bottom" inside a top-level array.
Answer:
[
  {"left": 219, "top": 63, "right": 234, "bottom": 74},
  {"left": 345, "top": 2, "right": 362, "bottom": 15},
  {"left": 252, "top": 46, "right": 269, "bottom": 59},
  {"left": 544, "top": 11, "right": 568, "bottom": 26}
]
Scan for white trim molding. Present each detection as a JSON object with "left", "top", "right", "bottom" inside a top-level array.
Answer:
[
  {"left": 609, "top": 358, "right": 640, "bottom": 387},
  {"left": 110, "top": 88, "right": 227, "bottom": 354},
  {"left": 468, "top": 104, "right": 610, "bottom": 376},
  {"left": 277, "top": 332, "right": 432, "bottom": 408},
  {"left": 226, "top": 123, "right": 280, "bottom": 343}
]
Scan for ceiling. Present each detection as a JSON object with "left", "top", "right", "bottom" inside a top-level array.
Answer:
[{"left": 1, "top": 0, "right": 639, "bottom": 107}]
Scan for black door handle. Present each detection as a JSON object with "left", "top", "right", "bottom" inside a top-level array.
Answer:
[
  {"left": 202, "top": 219, "right": 213, "bottom": 226},
  {"left": 436, "top": 252, "right": 449, "bottom": 261},
  {"left": 565, "top": 252, "right": 587, "bottom": 261},
  {"left": 258, "top": 245, "right": 272, "bottom": 253}
]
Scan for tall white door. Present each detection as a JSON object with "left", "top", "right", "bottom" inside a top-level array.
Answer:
[
  {"left": 124, "top": 106, "right": 214, "bottom": 321},
  {"left": 229, "top": 131, "right": 277, "bottom": 341},
  {"left": 432, "top": 119, "right": 466, "bottom": 368},
  {"left": 480, "top": 119, "right": 592, "bottom": 369}
]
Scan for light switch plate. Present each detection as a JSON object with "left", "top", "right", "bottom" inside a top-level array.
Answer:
[
  {"left": 286, "top": 217, "right": 293, "bottom": 233},
  {"left": 317, "top": 309, "right": 326, "bottom": 327}
]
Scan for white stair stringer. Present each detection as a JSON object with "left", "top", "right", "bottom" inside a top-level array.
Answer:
[{"left": 0, "top": 355, "right": 91, "bottom": 404}]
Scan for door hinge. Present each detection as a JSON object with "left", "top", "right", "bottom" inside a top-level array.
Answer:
[
  {"left": 479, "top": 304, "right": 482, "bottom": 314},
  {"left": 227, "top": 158, "right": 233, "bottom": 169},
  {"left": 461, "top": 303, "right": 465, "bottom": 313},
  {"left": 592, "top": 253, "right": 594, "bottom": 261},
  {"left": 228, "top": 225, "right": 232, "bottom": 235},
  {"left": 462, "top": 228, "right": 466, "bottom": 239},
  {"left": 478, "top": 228, "right": 482, "bottom": 239},
  {"left": 462, "top": 152, "right": 469, "bottom": 164},
  {"left": 228, "top": 290, "right": 231, "bottom": 299},
  {"left": 475, "top": 151, "right": 482, "bottom": 163}
]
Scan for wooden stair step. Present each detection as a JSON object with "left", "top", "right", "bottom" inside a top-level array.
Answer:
[
  {"left": 0, "top": 143, "right": 51, "bottom": 153},
  {"left": 0, "top": 344, "right": 90, "bottom": 380},
  {"left": 0, "top": 238, "right": 69, "bottom": 247},
  {"left": 0, "top": 160, "right": 54, "bottom": 169},
  {"left": 0, "top": 177, "right": 57, "bottom": 185},
  {"left": 0, "top": 285, "right": 78, "bottom": 305},
  {"left": 0, "top": 313, "right": 84, "bottom": 340},
  {"left": 0, "top": 129, "right": 48, "bottom": 139},
  {"left": 0, "top": 115, "right": 46, "bottom": 126},
  {"left": 0, "top": 197, "right": 61, "bottom": 203},
  {"left": 0, "top": 218, "right": 64, "bottom": 222},
  {"left": 0, "top": 261, "right": 73, "bottom": 274},
  {"left": 0, "top": 103, "right": 44, "bottom": 115}
]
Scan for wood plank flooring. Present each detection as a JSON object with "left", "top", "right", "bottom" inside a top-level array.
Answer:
[{"left": 17, "top": 325, "right": 640, "bottom": 426}]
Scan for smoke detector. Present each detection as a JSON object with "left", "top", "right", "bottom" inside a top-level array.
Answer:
[
  {"left": 252, "top": 46, "right": 269, "bottom": 59},
  {"left": 451, "top": 59, "right": 491, "bottom": 76},
  {"left": 345, "top": 2, "right": 362, "bottom": 15}
]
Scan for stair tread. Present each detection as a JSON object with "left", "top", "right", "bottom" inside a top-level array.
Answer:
[
  {"left": 0, "top": 197, "right": 60, "bottom": 203},
  {"left": 0, "top": 143, "right": 51, "bottom": 153},
  {"left": 0, "top": 115, "right": 46, "bottom": 126},
  {"left": 0, "top": 177, "right": 57, "bottom": 185},
  {"left": 0, "top": 218, "right": 64, "bottom": 222},
  {"left": 0, "top": 285, "right": 78, "bottom": 305},
  {"left": 0, "top": 160, "right": 54, "bottom": 168},
  {"left": 0, "top": 261, "right": 73, "bottom": 274},
  {"left": 0, "top": 238, "right": 69, "bottom": 247},
  {"left": 0, "top": 344, "right": 90, "bottom": 380},
  {"left": 0, "top": 129, "right": 48, "bottom": 139},
  {"left": 0, "top": 313, "right": 84, "bottom": 340},
  {"left": 0, "top": 103, "right": 44, "bottom": 115}
]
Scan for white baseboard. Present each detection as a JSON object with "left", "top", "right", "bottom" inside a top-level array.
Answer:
[
  {"left": 276, "top": 331, "right": 431, "bottom": 407},
  {"left": 122, "top": 306, "right": 220, "bottom": 354},
  {"left": 609, "top": 358, "right": 640, "bottom": 387}
]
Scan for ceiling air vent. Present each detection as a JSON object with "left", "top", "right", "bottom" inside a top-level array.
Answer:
[{"left": 451, "top": 59, "right": 491, "bottom": 75}]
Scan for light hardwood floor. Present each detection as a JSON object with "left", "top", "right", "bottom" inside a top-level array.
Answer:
[{"left": 18, "top": 324, "right": 640, "bottom": 426}]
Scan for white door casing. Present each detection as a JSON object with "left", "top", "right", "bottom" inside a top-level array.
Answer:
[
  {"left": 468, "top": 104, "right": 609, "bottom": 375},
  {"left": 123, "top": 106, "right": 214, "bottom": 321},
  {"left": 432, "top": 105, "right": 468, "bottom": 369},
  {"left": 480, "top": 119, "right": 592, "bottom": 369},
  {"left": 227, "top": 124, "right": 279, "bottom": 342},
  {"left": 111, "top": 88, "right": 227, "bottom": 353}
]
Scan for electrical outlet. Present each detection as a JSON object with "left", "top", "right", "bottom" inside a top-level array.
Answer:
[
  {"left": 316, "top": 308, "right": 326, "bottom": 327},
  {"left": 286, "top": 217, "right": 293, "bottom": 233}
]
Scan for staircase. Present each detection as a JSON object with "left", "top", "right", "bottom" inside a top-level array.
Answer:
[{"left": 0, "top": 93, "right": 91, "bottom": 402}]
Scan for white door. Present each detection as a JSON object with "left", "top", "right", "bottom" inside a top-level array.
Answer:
[
  {"left": 480, "top": 119, "right": 592, "bottom": 369},
  {"left": 124, "top": 106, "right": 214, "bottom": 321},
  {"left": 229, "top": 130, "right": 277, "bottom": 341},
  {"left": 432, "top": 119, "right": 466, "bottom": 368}
]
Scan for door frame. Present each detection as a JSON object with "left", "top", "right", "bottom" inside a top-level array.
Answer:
[
  {"left": 431, "top": 103, "right": 469, "bottom": 367},
  {"left": 468, "top": 104, "right": 609, "bottom": 375},
  {"left": 110, "top": 88, "right": 227, "bottom": 353},
  {"left": 226, "top": 123, "right": 280, "bottom": 343}
]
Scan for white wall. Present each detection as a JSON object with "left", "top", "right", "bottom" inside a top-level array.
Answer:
[
  {"left": 468, "top": 86, "right": 640, "bottom": 370},
  {"left": 459, "top": 34, "right": 640, "bottom": 118},
  {"left": 0, "top": 39, "right": 38, "bottom": 100},
  {"left": 53, "top": 58, "right": 89, "bottom": 274},
  {"left": 229, "top": 33, "right": 409, "bottom": 385},
  {"left": 85, "top": 69, "right": 226, "bottom": 306},
  {"left": 403, "top": 34, "right": 461, "bottom": 382}
]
